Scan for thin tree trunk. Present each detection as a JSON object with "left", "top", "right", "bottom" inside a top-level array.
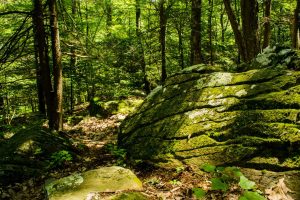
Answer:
[
  {"left": 49, "top": 0, "right": 63, "bottom": 131},
  {"left": 32, "top": 0, "right": 55, "bottom": 129},
  {"left": 190, "top": 0, "right": 202, "bottom": 65},
  {"left": 159, "top": 0, "right": 167, "bottom": 83},
  {"left": 262, "top": 0, "right": 271, "bottom": 49},
  {"left": 220, "top": 3, "right": 225, "bottom": 43},
  {"left": 32, "top": 19, "right": 46, "bottom": 115},
  {"left": 292, "top": 0, "right": 300, "bottom": 49},
  {"left": 176, "top": 24, "right": 184, "bottom": 69},
  {"left": 105, "top": 0, "right": 112, "bottom": 33},
  {"left": 70, "top": 0, "right": 77, "bottom": 113},
  {"left": 136, "top": 0, "right": 151, "bottom": 94},
  {"left": 208, "top": 0, "right": 214, "bottom": 65}
]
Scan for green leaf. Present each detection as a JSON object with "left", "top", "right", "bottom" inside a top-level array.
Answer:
[
  {"left": 239, "top": 175, "right": 256, "bottom": 190},
  {"left": 239, "top": 191, "right": 267, "bottom": 200},
  {"left": 211, "top": 178, "right": 229, "bottom": 192},
  {"left": 192, "top": 188, "right": 206, "bottom": 199},
  {"left": 201, "top": 163, "right": 216, "bottom": 173}
]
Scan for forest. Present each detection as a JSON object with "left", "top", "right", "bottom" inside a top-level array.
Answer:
[{"left": 0, "top": 0, "right": 300, "bottom": 199}]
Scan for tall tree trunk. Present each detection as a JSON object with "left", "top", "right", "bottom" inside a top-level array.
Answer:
[
  {"left": 136, "top": 0, "right": 151, "bottom": 94},
  {"left": 190, "top": 0, "right": 202, "bottom": 65},
  {"left": 223, "top": 0, "right": 259, "bottom": 62},
  {"left": 176, "top": 23, "right": 184, "bottom": 69},
  {"left": 220, "top": 3, "right": 225, "bottom": 43},
  {"left": 292, "top": 0, "right": 300, "bottom": 49},
  {"left": 159, "top": 0, "right": 167, "bottom": 83},
  {"left": 33, "top": 30, "right": 46, "bottom": 115},
  {"left": 49, "top": 0, "right": 63, "bottom": 131},
  {"left": 208, "top": 0, "right": 214, "bottom": 65},
  {"left": 70, "top": 0, "right": 77, "bottom": 113},
  {"left": 32, "top": 0, "right": 55, "bottom": 129},
  {"left": 105, "top": 0, "right": 112, "bottom": 33},
  {"left": 262, "top": 0, "right": 272, "bottom": 49},
  {"left": 241, "top": 0, "right": 259, "bottom": 61}
]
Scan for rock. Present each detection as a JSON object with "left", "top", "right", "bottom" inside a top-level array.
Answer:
[
  {"left": 241, "top": 168, "right": 300, "bottom": 200},
  {"left": 119, "top": 60, "right": 300, "bottom": 170},
  {"left": 0, "top": 126, "right": 74, "bottom": 185},
  {"left": 45, "top": 166, "right": 143, "bottom": 200}
]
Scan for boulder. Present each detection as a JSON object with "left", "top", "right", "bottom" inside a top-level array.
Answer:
[
  {"left": 119, "top": 57, "right": 300, "bottom": 170},
  {"left": 0, "top": 126, "right": 74, "bottom": 185},
  {"left": 45, "top": 166, "right": 143, "bottom": 200}
]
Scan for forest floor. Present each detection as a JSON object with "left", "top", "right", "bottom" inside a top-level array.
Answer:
[{"left": 0, "top": 104, "right": 289, "bottom": 200}]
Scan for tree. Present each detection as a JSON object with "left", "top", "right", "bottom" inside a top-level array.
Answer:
[
  {"left": 292, "top": 0, "right": 300, "bottom": 49},
  {"left": 190, "top": 0, "right": 202, "bottom": 65},
  {"left": 49, "top": 0, "right": 63, "bottom": 131},
  {"left": 159, "top": 0, "right": 167, "bottom": 83},
  {"left": 262, "top": 0, "right": 272, "bottom": 49},
  {"left": 223, "top": 0, "right": 260, "bottom": 62},
  {"left": 32, "top": 0, "right": 55, "bottom": 129},
  {"left": 136, "top": 0, "right": 151, "bottom": 94}
]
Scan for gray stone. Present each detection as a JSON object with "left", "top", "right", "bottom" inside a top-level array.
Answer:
[
  {"left": 119, "top": 57, "right": 300, "bottom": 170},
  {"left": 45, "top": 166, "right": 143, "bottom": 200}
]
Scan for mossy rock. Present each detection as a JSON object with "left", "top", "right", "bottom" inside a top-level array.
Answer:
[
  {"left": 0, "top": 126, "right": 74, "bottom": 185},
  {"left": 119, "top": 57, "right": 300, "bottom": 171},
  {"left": 45, "top": 166, "right": 143, "bottom": 200}
]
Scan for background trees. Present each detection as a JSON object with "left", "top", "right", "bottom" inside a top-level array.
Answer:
[{"left": 0, "top": 0, "right": 298, "bottom": 127}]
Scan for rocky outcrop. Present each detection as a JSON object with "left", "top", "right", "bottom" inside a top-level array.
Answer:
[
  {"left": 119, "top": 49, "right": 300, "bottom": 170},
  {"left": 45, "top": 166, "right": 143, "bottom": 200},
  {"left": 0, "top": 126, "right": 74, "bottom": 185}
]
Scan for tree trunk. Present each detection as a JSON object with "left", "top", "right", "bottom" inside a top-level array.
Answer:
[
  {"left": 159, "top": 0, "right": 167, "bottom": 83},
  {"left": 105, "top": 0, "right": 112, "bottom": 32},
  {"left": 136, "top": 0, "right": 151, "bottom": 94},
  {"left": 262, "top": 0, "right": 272, "bottom": 49},
  {"left": 190, "top": 0, "right": 202, "bottom": 65},
  {"left": 223, "top": 0, "right": 259, "bottom": 62},
  {"left": 176, "top": 24, "right": 184, "bottom": 69},
  {"left": 220, "top": 3, "right": 225, "bottom": 43},
  {"left": 241, "top": 0, "right": 259, "bottom": 61},
  {"left": 208, "top": 0, "right": 214, "bottom": 65},
  {"left": 292, "top": 0, "right": 300, "bottom": 49},
  {"left": 32, "top": 21, "right": 46, "bottom": 115},
  {"left": 49, "top": 0, "right": 63, "bottom": 131},
  {"left": 70, "top": 0, "right": 77, "bottom": 113},
  {"left": 32, "top": 0, "right": 55, "bottom": 129}
]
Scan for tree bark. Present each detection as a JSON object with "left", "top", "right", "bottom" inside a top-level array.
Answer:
[
  {"left": 159, "top": 0, "right": 167, "bottom": 83},
  {"left": 262, "top": 0, "right": 272, "bottom": 49},
  {"left": 136, "top": 0, "right": 151, "bottom": 94},
  {"left": 49, "top": 0, "right": 63, "bottom": 131},
  {"left": 208, "top": 0, "right": 214, "bottom": 65},
  {"left": 241, "top": 0, "right": 259, "bottom": 61},
  {"left": 32, "top": 0, "right": 55, "bottom": 129},
  {"left": 33, "top": 28, "right": 46, "bottom": 115},
  {"left": 223, "top": 0, "right": 259, "bottom": 62},
  {"left": 70, "top": 0, "right": 77, "bottom": 113},
  {"left": 190, "top": 0, "right": 202, "bottom": 65},
  {"left": 292, "top": 0, "right": 300, "bottom": 49}
]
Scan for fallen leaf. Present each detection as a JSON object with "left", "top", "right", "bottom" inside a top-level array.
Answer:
[{"left": 265, "top": 178, "right": 294, "bottom": 200}]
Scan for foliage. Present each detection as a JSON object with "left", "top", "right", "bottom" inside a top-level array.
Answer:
[
  {"left": 192, "top": 187, "right": 206, "bottom": 199},
  {"left": 104, "top": 143, "right": 127, "bottom": 166},
  {"left": 200, "top": 164, "right": 266, "bottom": 200},
  {"left": 49, "top": 150, "right": 73, "bottom": 168}
]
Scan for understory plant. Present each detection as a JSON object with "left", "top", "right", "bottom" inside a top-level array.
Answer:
[{"left": 192, "top": 164, "right": 266, "bottom": 200}]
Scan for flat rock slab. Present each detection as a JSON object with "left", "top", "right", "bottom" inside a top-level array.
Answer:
[
  {"left": 241, "top": 168, "right": 300, "bottom": 200},
  {"left": 45, "top": 166, "right": 143, "bottom": 200}
]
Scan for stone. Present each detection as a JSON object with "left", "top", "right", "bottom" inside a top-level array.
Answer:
[
  {"left": 118, "top": 54, "right": 300, "bottom": 170},
  {"left": 241, "top": 168, "right": 300, "bottom": 200},
  {"left": 0, "top": 126, "right": 73, "bottom": 185},
  {"left": 45, "top": 166, "right": 143, "bottom": 200}
]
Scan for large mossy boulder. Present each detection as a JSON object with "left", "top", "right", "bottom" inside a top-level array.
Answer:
[
  {"left": 119, "top": 49, "right": 300, "bottom": 170},
  {"left": 45, "top": 166, "right": 143, "bottom": 200},
  {"left": 0, "top": 125, "right": 74, "bottom": 185}
]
